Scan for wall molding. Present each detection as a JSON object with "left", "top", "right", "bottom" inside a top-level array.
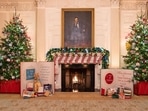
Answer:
[
  {"left": 120, "top": 0, "right": 146, "bottom": 10},
  {"left": 35, "top": 0, "right": 46, "bottom": 7},
  {"left": 0, "top": 2, "right": 35, "bottom": 11},
  {"left": 110, "top": 0, "right": 120, "bottom": 8}
]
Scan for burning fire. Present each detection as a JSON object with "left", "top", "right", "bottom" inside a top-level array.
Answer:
[{"left": 73, "top": 75, "right": 78, "bottom": 83}]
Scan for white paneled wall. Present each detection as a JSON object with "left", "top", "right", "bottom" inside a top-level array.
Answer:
[
  {"left": 46, "top": 8, "right": 61, "bottom": 49},
  {"left": 0, "top": 12, "right": 9, "bottom": 37},
  {"left": 95, "top": 7, "right": 110, "bottom": 50}
]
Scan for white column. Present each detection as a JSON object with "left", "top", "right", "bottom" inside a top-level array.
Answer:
[
  {"left": 110, "top": 0, "right": 120, "bottom": 68},
  {"left": 35, "top": 0, "right": 46, "bottom": 61}
]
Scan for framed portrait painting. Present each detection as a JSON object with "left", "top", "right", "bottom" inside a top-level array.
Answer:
[{"left": 62, "top": 8, "right": 94, "bottom": 48}]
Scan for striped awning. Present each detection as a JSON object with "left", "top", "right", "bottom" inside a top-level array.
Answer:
[{"left": 53, "top": 53, "right": 102, "bottom": 65}]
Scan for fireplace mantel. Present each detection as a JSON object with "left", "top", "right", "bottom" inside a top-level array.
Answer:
[{"left": 46, "top": 47, "right": 109, "bottom": 69}]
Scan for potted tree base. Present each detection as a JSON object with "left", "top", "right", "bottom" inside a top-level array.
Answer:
[
  {"left": 134, "top": 81, "right": 148, "bottom": 95},
  {"left": 0, "top": 80, "right": 20, "bottom": 94}
]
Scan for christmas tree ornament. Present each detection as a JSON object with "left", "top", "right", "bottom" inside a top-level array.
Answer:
[{"left": 125, "top": 42, "right": 131, "bottom": 51}]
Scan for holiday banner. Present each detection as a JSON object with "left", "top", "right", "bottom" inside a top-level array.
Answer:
[{"left": 101, "top": 69, "right": 133, "bottom": 96}]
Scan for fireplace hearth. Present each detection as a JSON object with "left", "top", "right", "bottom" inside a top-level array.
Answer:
[{"left": 61, "top": 64, "right": 95, "bottom": 92}]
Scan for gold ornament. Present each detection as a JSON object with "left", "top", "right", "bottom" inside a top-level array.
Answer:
[{"left": 126, "top": 42, "right": 131, "bottom": 51}]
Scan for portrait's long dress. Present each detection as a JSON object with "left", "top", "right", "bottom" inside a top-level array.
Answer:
[{"left": 70, "top": 23, "right": 81, "bottom": 43}]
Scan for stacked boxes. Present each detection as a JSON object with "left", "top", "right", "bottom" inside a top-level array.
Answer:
[{"left": 101, "top": 87, "right": 132, "bottom": 99}]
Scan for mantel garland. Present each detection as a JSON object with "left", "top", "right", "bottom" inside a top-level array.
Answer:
[{"left": 46, "top": 47, "right": 109, "bottom": 69}]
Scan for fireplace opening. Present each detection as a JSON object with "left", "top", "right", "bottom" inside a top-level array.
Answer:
[{"left": 61, "top": 64, "right": 95, "bottom": 92}]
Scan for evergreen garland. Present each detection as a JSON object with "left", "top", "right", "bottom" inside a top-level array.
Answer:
[{"left": 46, "top": 47, "right": 109, "bottom": 69}]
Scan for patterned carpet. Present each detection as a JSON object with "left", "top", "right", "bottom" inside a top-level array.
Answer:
[{"left": 0, "top": 92, "right": 148, "bottom": 111}]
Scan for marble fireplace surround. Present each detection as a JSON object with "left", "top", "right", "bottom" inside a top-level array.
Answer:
[{"left": 53, "top": 53, "right": 103, "bottom": 91}]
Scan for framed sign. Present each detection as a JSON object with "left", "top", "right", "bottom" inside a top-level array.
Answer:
[{"left": 62, "top": 8, "right": 94, "bottom": 48}]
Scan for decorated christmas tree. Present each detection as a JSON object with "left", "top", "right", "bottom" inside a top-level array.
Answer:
[
  {"left": 0, "top": 13, "right": 33, "bottom": 80},
  {"left": 123, "top": 14, "right": 148, "bottom": 81}
]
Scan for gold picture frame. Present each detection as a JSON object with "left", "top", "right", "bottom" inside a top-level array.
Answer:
[{"left": 62, "top": 8, "right": 94, "bottom": 48}]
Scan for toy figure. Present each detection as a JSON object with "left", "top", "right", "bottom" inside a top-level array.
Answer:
[
  {"left": 33, "top": 73, "right": 42, "bottom": 92},
  {"left": 119, "top": 88, "right": 125, "bottom": 99}
]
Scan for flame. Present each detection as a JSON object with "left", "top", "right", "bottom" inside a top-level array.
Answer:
[{"left": 73, "top": 75, "right": 78, "bottom": 83}]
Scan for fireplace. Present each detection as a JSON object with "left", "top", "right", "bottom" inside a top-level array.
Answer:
[{"left": 61, "top": 64, "right": 95, "bottom": 92}]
